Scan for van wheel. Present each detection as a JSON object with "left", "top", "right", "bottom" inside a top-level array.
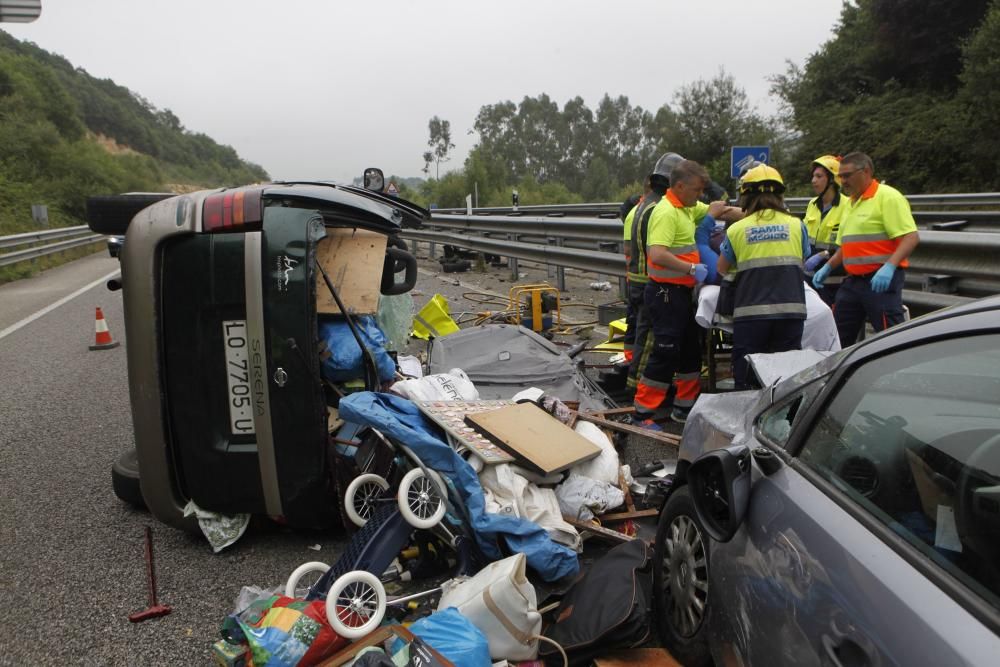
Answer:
[
  {"left": 652, "top": 485, "right": 712, "bottom": 667},
  {"left": 111, "top": 449, "right": 145, "bottom": 508}
]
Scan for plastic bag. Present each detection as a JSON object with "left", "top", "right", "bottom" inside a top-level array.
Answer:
[
  {"left": 390, "top": 369, "right": 479, "bottom": 401},
  {"left": 395, "top": 607, "right": 491, "bottom": 666},
  {"left": 319, "top": 316, "right": 396, "bottom": 384},
  {"left": 221, "top": 594, "right": 346, "bottom": 667},
  {"left": 569, "top": 422, "right": 620, "bottom": 485},
  {"left": 556, "top": 473, "right": 625, "bottom": 522}
]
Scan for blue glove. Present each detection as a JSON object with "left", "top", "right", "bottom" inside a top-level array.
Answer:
[
  {"left": 871, "top": 263, "right": 896, "bottom": 293},
  {"left": 812, "top": 263, "right": 831, "bottom": 289},
  {"left": 692, "top": 263, "right": 708, "bottom": 283},
  {"left": 804, "top": 251, "right": 828, "bottom": 273}
]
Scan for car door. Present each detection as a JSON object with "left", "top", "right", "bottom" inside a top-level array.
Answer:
[{"left": 708, "top": 331, "right": 1000, "bottom": 667}]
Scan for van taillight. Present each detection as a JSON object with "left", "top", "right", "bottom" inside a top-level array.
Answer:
[{"left": 203, "top": 188, "right": 263, "bottom": 231}]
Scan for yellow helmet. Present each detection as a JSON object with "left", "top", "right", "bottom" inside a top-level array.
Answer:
[
  {"left": 738, "top": 164, "right": 785, "bottom": 195},
  {"left": 811, "top": 155, "right": 842, "bottom": 186}
]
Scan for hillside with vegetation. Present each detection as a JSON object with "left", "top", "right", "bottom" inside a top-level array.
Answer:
[{"left": 0, "top": 29, "right": 268, "bottom": 236}]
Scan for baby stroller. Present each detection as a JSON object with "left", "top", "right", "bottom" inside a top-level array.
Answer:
[{"left": 283, "top": 428, "right": 481, "bottom": 639}]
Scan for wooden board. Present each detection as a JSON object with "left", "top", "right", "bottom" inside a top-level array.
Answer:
[
  {"left": 315, "top": 228, "right": 387, "bottom": 315},
  {"left": 573, "top": 411, "right": 681, "bottom": 446},
  {"left": 415, "top": 400, "right": 516, "bottom": 464},
  {"left": 465, "top": 402, "right": 601, "bottom": 476}
]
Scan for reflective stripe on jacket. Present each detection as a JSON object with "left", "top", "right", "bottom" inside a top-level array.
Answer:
[
  {"left": 646, "top": 189, "right": 706, "bottom": 286},
  {"left": 626, "top": 192, "right": 663, "bottom": 284},
  {"left": 837, "top": 181, "right": 917, "bottom": 275},
  {"left": 727, "top": 210, "right": 806, "bottom": 321}
]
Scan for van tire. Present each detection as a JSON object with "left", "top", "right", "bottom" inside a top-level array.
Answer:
[{"left": 112, "top": 449, "right": 145, "bottom": 508}]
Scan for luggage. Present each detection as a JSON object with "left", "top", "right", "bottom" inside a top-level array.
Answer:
[{"left": 540, "top": 539, "right": 653, "bottom": 665}]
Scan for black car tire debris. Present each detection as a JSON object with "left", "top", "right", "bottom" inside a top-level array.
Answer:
[{"left": 112, "top": 448, "right": 145, "bottom": 509}]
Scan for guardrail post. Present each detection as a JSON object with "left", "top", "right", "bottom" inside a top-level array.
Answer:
[
  {"left": 547, "top": 237, "right": 566, "bottom": 291},
  {"left": 508, "top": 233, "right": 519, "bottom": 281}
]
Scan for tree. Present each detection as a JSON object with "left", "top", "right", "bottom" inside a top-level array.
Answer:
[{"left": 422, "top": 116, "right": 455, "bottom": 180}]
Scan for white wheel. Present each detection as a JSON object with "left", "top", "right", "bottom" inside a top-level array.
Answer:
[
  {"left": 326, "top": 570, "right": 387, "bottom": 639},
  {"left": 344, "top": 473, "right": 391, "bottom": 527},
  {"left": 397, "top": 468, "right": 447, "bottom": 529},
  {"left": 284, "top": 561, "right": 330, "bottom": 599}
]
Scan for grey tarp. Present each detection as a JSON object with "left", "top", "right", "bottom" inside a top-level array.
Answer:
[{"left": 426, "top": 324, "right": 615, "bottom": 412}]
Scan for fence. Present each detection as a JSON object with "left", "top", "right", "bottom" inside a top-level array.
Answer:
[
  {"left": 0, "top": 226, "right": 104, "bottom": 268},
  {"left": 407, "top": 193, "right": 1000, "bottom": 314}
]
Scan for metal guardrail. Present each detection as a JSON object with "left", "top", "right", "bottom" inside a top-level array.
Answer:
[
  {"left": 404, "top": 205, "right": 1000, "bottom": 314},
  {"left": 0, "top": 226, "right": 104, "bottom": 268}
]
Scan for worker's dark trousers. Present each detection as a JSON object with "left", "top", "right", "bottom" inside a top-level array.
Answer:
[
  {"left": 732, "top": 318, "right": 805, "bottom": 389},
  {"left": 833, "top": 270, "right": 906, "bottom": 348},
  {"left": 625, "top": 281, "right": 653, "bottom": 390},
  {"left": 634, "top": 283, "right": 700, "bottom": 416}
]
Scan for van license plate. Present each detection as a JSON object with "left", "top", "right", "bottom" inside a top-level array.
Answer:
[{"left": 223, "top": 320, "right": 256, "bottom": 435}]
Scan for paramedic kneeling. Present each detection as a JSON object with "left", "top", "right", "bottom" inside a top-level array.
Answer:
[
  {"left": 812, "top": 152, "right": 919, "bottom": 348},
  {"left": 717, "top": 165, "right": 809, "bottom": 390}
]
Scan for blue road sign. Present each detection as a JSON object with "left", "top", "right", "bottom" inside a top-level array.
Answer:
[{"left": 731, "top": 146, "right": 770, "bottom": 179}]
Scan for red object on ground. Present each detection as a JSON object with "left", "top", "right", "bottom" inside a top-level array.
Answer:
[
  {"left": 89, "top": 306, "right": 120, "bottom": 350},
  {"left": 129, "top": 526, "right": 172, "bottom": 622}
]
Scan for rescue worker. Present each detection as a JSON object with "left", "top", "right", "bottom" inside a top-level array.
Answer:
[
  {"left": 803, "top": 155, "right": 849, "bottom": 305},
  {"left": 813, "top": 152, "right": 919, "bottom": 347},
  {"left": 634, "top": 160, "right": 726, "bottom": 429},
  {"left": 623, "top": 153, "right": 684, "bottom": 393},
  {"left": 717, "top": 165, "right": 810, "bottom": 389}
]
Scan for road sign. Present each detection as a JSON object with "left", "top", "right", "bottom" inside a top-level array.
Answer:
[
  {"left": 386, "top": 181, "right": 399, "bottom": 196},
  {"left": 730, "top": 146, "right": 770, "bottom": 179}
]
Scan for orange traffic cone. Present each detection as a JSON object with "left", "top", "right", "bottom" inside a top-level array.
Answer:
[{"left": 89, "top": 307, "right": 120, "bottom": 351}]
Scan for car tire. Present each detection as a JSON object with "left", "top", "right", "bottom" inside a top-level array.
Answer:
[
  {"left": 653, "top": 485, "right": 712, "bottom": 667},
  {"left": 111, "top": 449, "right": 146, "bottom": 509}
]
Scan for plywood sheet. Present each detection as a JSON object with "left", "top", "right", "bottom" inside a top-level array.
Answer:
[
  {"left": 316, "top": 228, "right": 387, "bottom": 315},
  {"left": 465, "top": 402, "right": 601, "bottom": 475}
]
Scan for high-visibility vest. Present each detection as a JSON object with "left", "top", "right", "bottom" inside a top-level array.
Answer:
[
  {"left": 726, "top": 210, "right": 806, "bottom": 321},
  {"left": 626, "top": 191, "right": 664, "bottom": 284},
  {"left": 804, "top": 191, "right": 849, "bottom": 252},
  {"left": 645, "top": 190, "right": 707, "bottom": 286},
  {"left": 836, "top": 181, "right": 917, "bottom": 276}
]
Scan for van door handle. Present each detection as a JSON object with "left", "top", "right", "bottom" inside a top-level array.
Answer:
[{"left": 822, "top": 634, "right": 872, "bottom": 667}]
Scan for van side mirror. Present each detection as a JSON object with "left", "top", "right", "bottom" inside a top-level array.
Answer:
[
  {"left": 363, "top": 168, "right": 385, "bottom": 192},
  {"left": 380, "top": 238, "right": 417, "bottom": 295},
  {"left": 688, "top": 445, "right": 751, "bottom": 542}
]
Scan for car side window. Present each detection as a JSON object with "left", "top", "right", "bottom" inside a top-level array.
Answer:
[
  {"left": 756, "top": 379, "right": 826, "bottom": 448},
  {"left": 798, "top": 334, "right": 1000, "bottom": 610}
]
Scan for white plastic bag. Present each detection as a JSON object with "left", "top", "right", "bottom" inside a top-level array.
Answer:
[
  {"left": 437, "top": 553, "right": 542, "bottom": 661},
  {"left": 389, "top": 368, "right": 479, "bottom": 401},
  {"left": 480, "top": 464, "right": 580, "bottom": 550},
  {"left": 556, "top": 473, "right": 625, "bottom": 522},
  {"left": 569, "top": 421, "right": 620, "bottom": 484}
]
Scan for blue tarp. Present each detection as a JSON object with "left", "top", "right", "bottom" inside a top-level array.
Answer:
[
  {"left": 318, "top": 317, "right": 396, "bottom": 383},
  {"left": 338, "top": 392, "right": 579, "bottom": 582}
]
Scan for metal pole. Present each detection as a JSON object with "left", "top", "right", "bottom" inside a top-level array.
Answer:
[
  {"left": 555, "top": 237, "right": 566, "bottom": 291},
  {"left": 508, "top": 233, "right": 519, "bottom": 281}
]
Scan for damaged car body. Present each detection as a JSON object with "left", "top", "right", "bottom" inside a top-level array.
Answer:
[
  {"left": 654, "top": 296, "right": 1000, "bottom": 666},
  {"left": 87, "top": 171, "right": 428, "bottom": 532}
]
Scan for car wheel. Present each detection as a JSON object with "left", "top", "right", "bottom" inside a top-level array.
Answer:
[
  {"left": 111, "top": 449, "right": 145, "bottom": 509},
  {"left": 653, "top": 485, "right": 712, "bottom": 667}
]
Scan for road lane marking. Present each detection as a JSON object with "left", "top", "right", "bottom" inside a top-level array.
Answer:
[{"left": 0, "top": 269, "right": 121, "bottom": 341}]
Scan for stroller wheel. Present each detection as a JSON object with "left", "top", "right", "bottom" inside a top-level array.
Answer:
[
  {"left": 284, "top": 561, "right": 330, "bottom": 599},
  {"left": 398, "top": 468, "right": 447, "bottom": 529},
  {"left": 345, "top": 473, "right": 391, "bottom": 528},
  {"left": 326, "top": 570, "right": 387, "bottom": 639}
]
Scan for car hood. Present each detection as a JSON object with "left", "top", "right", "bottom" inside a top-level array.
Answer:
[{"left": 679, "top": 348, "right": 848, "bottom": 462}]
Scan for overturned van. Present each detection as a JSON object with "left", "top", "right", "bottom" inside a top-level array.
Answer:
[{"left": 88, "top": 170, "right": 427, "bottom": 532}]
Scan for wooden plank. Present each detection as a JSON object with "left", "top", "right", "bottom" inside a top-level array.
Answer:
[
  {"left": 316, "top": 228, "right": 387, "bottom": 315},
  {"left": 465, "top": 402, "right": 601, "bottom": 476},
  {"left": 563, "top": 516, "right": 635, "bottom": 543},
  {"left": 572, "top": 411, "right": 681, "bottom": 446},
  {"left": 593, "top": 648, "right": 683, "bottom": 666},
  {"left": 599, "top": 508, "right": 659, "bottom": 522}
]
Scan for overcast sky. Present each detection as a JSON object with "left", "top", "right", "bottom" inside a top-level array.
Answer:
[{"left": 5, "top": 0, "right": 846, "bottom": 183}]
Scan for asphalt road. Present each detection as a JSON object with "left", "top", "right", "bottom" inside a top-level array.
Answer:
[{"left": 0, "top": 249, "right": 673, "bottom": 665}]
